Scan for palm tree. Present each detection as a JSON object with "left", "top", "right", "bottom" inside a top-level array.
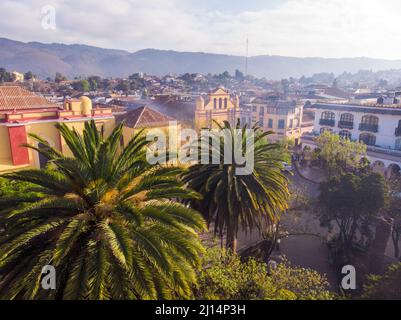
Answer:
[
  {"left": 183, "top": 121, "right": 289, "bottom": 252},
  {"left": 0, "top": 121, "right": 206, "bottom": 300}
]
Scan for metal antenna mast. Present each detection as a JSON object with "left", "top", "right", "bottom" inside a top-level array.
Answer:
[{"left": 245, "top": 36, "right": 249, "bottom": 77}]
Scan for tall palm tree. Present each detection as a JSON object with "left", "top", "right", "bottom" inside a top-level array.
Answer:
[
  {"left": 0, "top": 121, "right": 205, "bottom": 300},
  {"left": 183, "top": 121, "right": 289, "bottom": 252}
]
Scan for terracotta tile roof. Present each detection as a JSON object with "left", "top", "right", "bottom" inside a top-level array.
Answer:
[
  {"left": 116, "top": 106, "right": 176, "bottom": 129},
  {"left": 0, "top": 86, "right": 57, "bottom": 111}
]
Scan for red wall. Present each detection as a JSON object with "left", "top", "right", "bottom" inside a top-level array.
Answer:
[{"left": 8, "top": 126, "right": 30, "bottom": 165}]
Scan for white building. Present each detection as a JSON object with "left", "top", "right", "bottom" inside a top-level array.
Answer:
[{"left": 303, "top": 102, "right": 401, "bottom": 174}]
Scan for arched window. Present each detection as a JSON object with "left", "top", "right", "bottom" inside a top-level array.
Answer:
[
  {"left": 322, "top": 111, "right": 335, "bottom": 120},
  {"left": 224, "top": 98, "right": 228, "bottom": 108},
  {"left": 213, "top": 98, "right": 217, "bottom": 109},
  {"left": 361, "top": 115, "right": 379, "bottom": 125},
  {"left": 340, "top": 113, "right": 354, "bottom": 122},
  {"left": 320, "top": 111, "right": 335, "bottom": 126},
  {"left": 339, "top": 130, "right": 352, "bottom": 140},
  {"left": 219, "top": 98, "right": 223, "bottom": 109},
  {"left": 360, "top": 115, "right": 379, "bottom": 132},
  {"left": 359, "top": 133, "right": 376, "bottom": 146},
  {"left": 395, "top": 138, "right": 401, "bottom": 150},
  {"left": 339, "top": 113, "right": 354, "bottom": 129}
]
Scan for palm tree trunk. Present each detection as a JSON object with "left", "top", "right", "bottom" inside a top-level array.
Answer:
[{"left": 226, "top": 229, "right": 238, "bottom": 253}]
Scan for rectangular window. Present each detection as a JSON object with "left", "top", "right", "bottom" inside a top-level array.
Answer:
[
  {"left": 259, "top": 117, "right": 264, "bottom": 127},
  {"left": 253, "top": 106, "right": 257, "bottom": 112},
  {"left": 268, "top": 119, "right": 273, "bottom": 128},
  {"left": 278, "top": 119, "right": 285, "bottom": 129},
  {"left": 259, "top": 107, "right": 265, "bottom": 116}
]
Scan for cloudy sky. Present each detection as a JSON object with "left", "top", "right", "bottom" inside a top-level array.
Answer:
[{"left": 1, "top": 0, "right": 401, "bottom": 59}]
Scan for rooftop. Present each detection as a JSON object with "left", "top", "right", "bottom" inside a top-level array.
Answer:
[
  {"left": 0, "top": 86, "right": 57, "bottom": 111},
  {"left": 309, "top": 102, "right": 401, "bottom": 116},
  {"left": 115, "top": 106, "right": 176, "bottom": 129}
]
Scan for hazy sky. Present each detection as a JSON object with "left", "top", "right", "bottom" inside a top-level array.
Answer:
[{"left": 1, "top": 0, "right": 401, "bottom": 59}]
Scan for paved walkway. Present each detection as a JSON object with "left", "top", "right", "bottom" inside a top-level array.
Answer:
[{"left": 294, "top": 163, "right": 326, "bottom": 184}]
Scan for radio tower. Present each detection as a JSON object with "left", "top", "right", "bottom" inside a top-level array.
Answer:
[{"left": 245, "top": 36, "right": 249, "bottom": 77}]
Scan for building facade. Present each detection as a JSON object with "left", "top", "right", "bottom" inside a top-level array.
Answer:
[
  {"left": 0, "top": 86, "right": 114, "bottom": 173},
  {"left": 249, "top": 98, "right": 303, "bottom": 143},
  {"left": 305, "top": 102, "right": 401, "bottom": 174},
  {"left": 195, "top": 88, "right": 249, "bottom": 130},
  {"left": 311, "top": 103, "right": 401, "bottom": 150},
  {"left": 195, "top": 88, "right": 303, "bottom": 144}
]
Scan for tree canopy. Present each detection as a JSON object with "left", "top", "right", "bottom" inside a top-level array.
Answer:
[{"left": 315, "top": 131, "right": 367, "bottom": 175}]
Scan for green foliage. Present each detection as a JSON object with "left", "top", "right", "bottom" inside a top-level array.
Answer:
[
  {"left": 72, "top": 79, "right": 90, "bottom": 92},
  {"left": 87, "top": 76, "right": 101, "bottom": 91},
  {"left": 55, "top": 72, "right": 67, "bottom": 83},
  {"left": 196, "top": 247, "right": 334, "bottom": 300},
  {"left": 183, "top": 121, "right": 289, "bottom": 251},
  {"left": 319, "top": 173, "right": 388, "bottom": 257},
  {"left": 24, "top": 71, "right": 35, "bottom": 81},
  {"left": 315, "top": 131, "right": 367, "bottom": 175},
  {"left": 0, "top": 178, "right": 32, "bottom": 197},
  {"left": 0, "top": 68, "right": 13, "bottom": 83},
  {"left": 361, "top": 263, "right": 401, "bottom": 300},
  {"left": 0, "top": 121, "right": 206, "bottom": 300},
  {"left": 0, "top": 178, "right": 41, "bottom": 211}
]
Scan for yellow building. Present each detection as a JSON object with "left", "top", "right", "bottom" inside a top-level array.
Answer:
[
  {"left": 11, "top": 71, "right": 24, "bottom": 82},
  {"left": 115, "top": 105, "right": 180, "bottom": 146},
  {"left": 194, "top": 88, "right": 303, "bottom": 144},
  {"left": 0, "top": 86, "right": 114, "bottom": 173},
  {"left": 195, "top": 88, "right": 250, "bottom": 130},
  {"left": 249, "top": 98, "right": 303, "bottom": 144}
]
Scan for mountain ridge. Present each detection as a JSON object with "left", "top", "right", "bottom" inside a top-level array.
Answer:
[{"left": 2, "top": 37, "right": 401, "bottom": 80}]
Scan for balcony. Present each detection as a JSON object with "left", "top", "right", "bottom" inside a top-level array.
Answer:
[
  {"left": 359, "top": 123, "right": 378, "bottom": 133},
  {"left": 396, "top": 127, "right": 401, "bottom": 137},
  {"left": 319, "top": 119, "right": 335, "bottom": 127},
  {"left": 338, "top": 121, "right": 354, "bottom": 129}
]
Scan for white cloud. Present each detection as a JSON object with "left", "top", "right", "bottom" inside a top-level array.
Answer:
[{"left": 1, "top": 0, "right": 401, "bottom": 59}]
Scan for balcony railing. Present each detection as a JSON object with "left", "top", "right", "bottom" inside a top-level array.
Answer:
[
  {"left": 338, "top": 121, "right": 354, "bottom": 129},
  {"left": 359, "top": 123, "right": 378, "bottom": 133},
  {"left": 396, "top": 127, "right": 401, "bottom": 137},
  {"left": 319, "top": 119, "right": 335, "bottom": 127}
]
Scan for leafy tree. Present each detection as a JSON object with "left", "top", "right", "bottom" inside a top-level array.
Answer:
[
  {"left": 24, "top": 71, "right": 36, "bottom": 81},
  {"left": 315, "top": 131, "right": 367, "bottom": 176},
  {"left": 281, "top": 79, "right": 290, "bottom": 96},
  {"left": 115, "top": 80, "right": 130, "bottom": 93},
  {"left": 196, "top": 247, "right": 334, "bottom": 300},
  {"left": 319, "top": 173, "right": 388, "bottom": 258},
  {"left": 0, "top": 68, "right": 12, "bottom": 83},
  {"left": 87, "top": 76, "right": 101, "bottom": 91},
  {"left": 361, "top": 263, "right": 401, "bottom": 300},
  {"left": 55, "top": 72, "right": 67, "bottom": 83},
  {"left": 72, "top": 79, "right": 90, "bottom": 92},
  {"left": 234, "top": 69, "right": 244, "bottom": 81},
  {"left": 0, "top": 121, "right": 206, "bottom": 299},
  {"left": 183, "top": 121, "right": 289, "bottom": 252},
  {"left": 387, "top": 178, "right": 401, "bottom": 259}
]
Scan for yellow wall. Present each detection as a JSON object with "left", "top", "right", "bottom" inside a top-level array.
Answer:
[
  {"left": 0, "top": 126, "right": 13, "bottom": 171},
  {"left": 0, "top": 117, "right": 115, "bottom": 173}
]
